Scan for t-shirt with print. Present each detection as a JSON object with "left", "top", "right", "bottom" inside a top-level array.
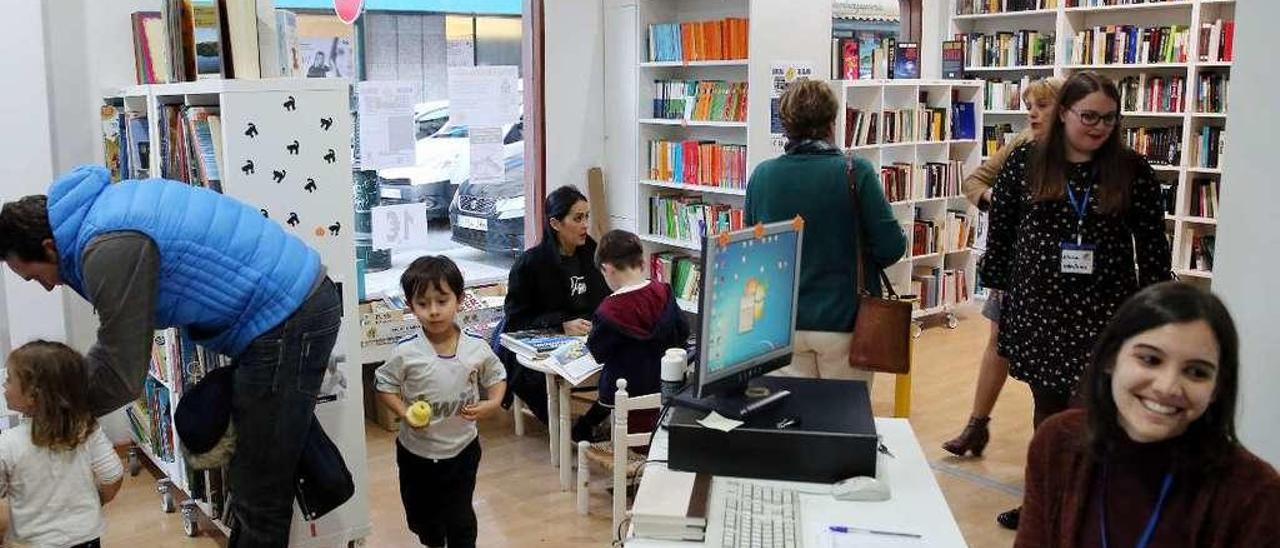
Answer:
[
  {"left": 560, "top": 254, "right": 591, "bottom": 318},
  {"left": 374, "top": 328, "right": 507, "bottom": 460}
]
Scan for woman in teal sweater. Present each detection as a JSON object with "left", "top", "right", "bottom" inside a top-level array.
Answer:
[{"left": 744, "top": 79, "right": 906, "bottom": 384}]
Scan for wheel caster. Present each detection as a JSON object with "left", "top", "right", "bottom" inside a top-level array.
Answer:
[
  {"left": 946, "top": 313, "right": 959, "bottom": 329},
  {"left": 128, "top": 448, "right": 141, "bottom": 476},
  {"left": 181, "top": 501, "right": 200, "bottom": 537},
  {"left": 158, "top": 480, "right": 175, "bottom": 513}
]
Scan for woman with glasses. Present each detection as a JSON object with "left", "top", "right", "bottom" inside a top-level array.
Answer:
[{"left": 979, "top": 71, "right": 1172, "bottom": 529}]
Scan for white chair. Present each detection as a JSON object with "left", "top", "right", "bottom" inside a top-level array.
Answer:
[{"left": 576, "top": 378, "right": 662, "bottom": 535}]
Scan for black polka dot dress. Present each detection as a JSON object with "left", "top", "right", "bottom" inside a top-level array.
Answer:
[{"left": 978, "top": 143, "right": 1172, "bottom": 397}]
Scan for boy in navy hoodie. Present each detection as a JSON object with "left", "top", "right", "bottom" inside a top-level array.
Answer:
[{"left": 571, "top": 230, "right": 690, "bottom": 443}]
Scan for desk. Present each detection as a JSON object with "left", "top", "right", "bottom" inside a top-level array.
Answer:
[
  {"left": 516, "top": 353, "right": 574, "bottom": 491},
  {"left": 626, "top": 418, "right": 966, "bottom": 547}
]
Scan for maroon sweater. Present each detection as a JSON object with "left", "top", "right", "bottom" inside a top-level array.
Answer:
[{"left": 1016, "top": 409, "right": 1280, "bottom": 548}]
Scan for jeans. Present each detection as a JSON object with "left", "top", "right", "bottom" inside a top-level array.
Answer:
[{"left": 228, "top": 278, "right": 342, "bottom": 548}]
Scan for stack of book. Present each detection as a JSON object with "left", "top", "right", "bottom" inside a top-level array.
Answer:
[
  {"left": 1196, "top": 74, "right": 1229, "bottom": 113},
  {"left": 912, "top": 216, "right": 939, "bottom": 257},
  {"left": 648, "top": 140, "right": 747, "bottom": 190},
  {"left": 630, "top": 469, "right": 711, "bottom": 542},
  {"left": 140, "top": 1, "right": 302, "bottom": 83},
  {"left": 956, "top": 0, "right": 1059, "bottom": 15},
  {"left": 1123, "top": 126, "right": 1182, "bottom": 166},
  {"left": 157, "top": 105, "right": 224, "bottom": 191},
  {"left": 1118, "top": 75, "right": 1186, "bottom": 113},
  {"left": 881, "top": 108, "right": 919, "bottom": 144},
  {"left": 940, "top": 210, "right": 973, "bottom": 252},
  {"left": 1193, "top": 126, "right": 1226, "bottom": 168},
  {"left": 499, "top": 330, "right": 581, "bottom": 360},
  {"left": 882, "top": 163, "right": 914, "bottom": 203},
  {"left": 985, "top": 77, "right": 1032, "bottom": 111},
  {"left": 920, "top": 161, "right": 965, "bottom": 200},
  {"left": 983, "top": 123, "right": 1018, "bottom": 157},
  {"left": 651, "top": 80, "right": 748, "bottom": 122},
  {"left": 844, "top": 109, "right": 880, "bottom": 147},
  {"left": 911, "top": 267, "right": 970, "bottom": 310},
  {"left": 651, "top": 252, "right": 702, "bottom": 304},
  {"left": 961, "top": 31, "right": 1056, "bottom": 68},
  {"left": 648, "top": 196, "right": 745, "bottom": 243},
  {"left": 1160, "top": 182, "right": 1177, "bottom": 216},
  {"left": 1068, "top": 25, "right": 1191, "bottom": 65},
  {"left": 1198, "top": 19, "right": 1235, "bottom": 63},
  {"left": 647, "top": 17, "right": 749, "bottom": 62},
  {"left": 1189, "top": 178, "right": 1219, "bottom": 218},
  {"left": 1190, "top": 231, "right": 1216, "bottom": 272}
]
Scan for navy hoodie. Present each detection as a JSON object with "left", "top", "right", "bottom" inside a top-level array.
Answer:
[{"left": 587, "top": 281, "right": 689, "bottom": 406}]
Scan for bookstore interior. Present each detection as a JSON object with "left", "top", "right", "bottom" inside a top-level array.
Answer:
[{"left": 1, "top": 0, "right": 1278, "bottom": 546}]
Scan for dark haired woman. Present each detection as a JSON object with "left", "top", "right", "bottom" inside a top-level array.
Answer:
[
  {"left": 1016, "top": 282, "right": 1280, "bottom": 547},
  {"left": 980, "top": 71, "right": 1172, "bottom": 528},
  {"left": 498, "top": 185, "right": 609, "bottom": 424}
]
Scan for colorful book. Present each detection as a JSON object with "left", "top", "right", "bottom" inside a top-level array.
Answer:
[{"left": 942, "top": 40, "right": 965, "bottom": 79}]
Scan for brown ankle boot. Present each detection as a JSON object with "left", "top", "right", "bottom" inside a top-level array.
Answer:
[{"left": 942, "top": 416, "right": 991, "bottom": 457}]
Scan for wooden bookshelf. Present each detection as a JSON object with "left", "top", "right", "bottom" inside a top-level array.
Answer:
[{"left": 950, "top": 0, "right": 1235, "bottom": 283}]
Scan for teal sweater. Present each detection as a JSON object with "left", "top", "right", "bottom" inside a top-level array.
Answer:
[{"left": 744, "top": 148, "right": 906, "bottom": 332}]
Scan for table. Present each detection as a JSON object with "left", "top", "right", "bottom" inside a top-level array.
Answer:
[
  {"left": 517, "top": 353, "right": 575, "bottom": 491},
  {"left": 626, "top": 418, "right": 967, "bottom": 547}
]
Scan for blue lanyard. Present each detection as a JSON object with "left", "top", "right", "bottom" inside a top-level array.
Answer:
[
  {"left": 1100, "top": 463, "right": 1175, "bottom": 548},
  {"left": 1066, "top": 183, "right": 1091, "bottom": 245}
]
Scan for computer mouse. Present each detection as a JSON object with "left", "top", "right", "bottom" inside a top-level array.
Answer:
[{"left": 832, "top": 476, "right": 890, "bottom": 502}]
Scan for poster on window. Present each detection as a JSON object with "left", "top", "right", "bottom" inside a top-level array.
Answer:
[
  {"left": 302, "top": 36, "right": 355, "bottom": 79},
  {"left": 770, "top": 62, "right": 814, "bottom": 152}
]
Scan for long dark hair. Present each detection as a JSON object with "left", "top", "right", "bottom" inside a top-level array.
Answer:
[
  {"left": 543, "top": 185, "right": 588, "bottom": 252},
  {"left": 1082, "top": 282, "right": 1239, "bottom": 469},
  {"left": 1030, "top": 71, "right": 1140, "bottom": 215},
  {"left": 6, "top": 340, "right": 98, "bottom": 451}
]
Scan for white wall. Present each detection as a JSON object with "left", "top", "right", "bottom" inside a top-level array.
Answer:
[
  {"left": 0, "top": 1, "right": 69, "bottom": 352},
  {"left": 1212, "top": 0, "right": 1280, "bottom": 466},
  {"left": 543, "top": 0, "right": 606, "bottom": 199}
]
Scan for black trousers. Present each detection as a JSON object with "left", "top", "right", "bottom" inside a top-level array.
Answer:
[
  {"left": 501, "top": 355, "right": 549, "bottom": 425},
  {"left": 1031, "top": 386, "right": 1073, "bottom": 429},
  {"left": 71, "top": 539, "right": 101, "bottom": 548},
  {"left": 396, "top": 438, "right": 482, "bottom": 548}
]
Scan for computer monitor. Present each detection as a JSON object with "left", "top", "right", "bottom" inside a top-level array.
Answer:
[{"left": 679, "top": 220, "right": 803, "bottom": 417}]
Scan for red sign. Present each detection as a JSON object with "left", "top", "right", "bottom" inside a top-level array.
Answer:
[{"left": 333, "top": 0, "right": 363, "bottom": 24}]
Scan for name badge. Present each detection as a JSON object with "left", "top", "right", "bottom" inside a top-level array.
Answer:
[{"left": 1061, "top": 242, "right": 1096, "bottom": 275}]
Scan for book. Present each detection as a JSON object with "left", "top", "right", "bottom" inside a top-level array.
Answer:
[
  {"left": 840, "top": 39, "right": 859, "bottom": 80},
  {"left": 942, "top": 40, "right": 965, "bottom": 79},
  {"left": 499, "top": 330, "right": 581, "bottom": 359},
  {"left": 101, "top": 105, "right": 122, "bottom": 181},
  {"left": 255, "top": 0, "right": 280, "bottom": 77},
  {"left": 132, "top": 11, "right": 171, "bottom": 84},
  {"left": 192, "top": 1, "right": 224, "bottom": 79},
  {"left": 630, "top": 468, "right": 711, "bottom": 540},
  {"left": 647, "top": 18, "right": 747, "bottom": 62},
  {"left": 952, "top": 102, "right": 976, "bottom": 140},
  {"left": 545, "top": 341, "right": 602, "bottom": 386},
  {"left": 220, "top": 0, "right": 261, "bottom": 78},
  {"left": 275, "top": 9, "right": 300, "bottom": 76},
  {"left": 894, "top": 42, "right": 920, "bottom": 79}
]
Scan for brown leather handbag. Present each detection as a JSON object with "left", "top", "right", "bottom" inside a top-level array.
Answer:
[{"left": 846, "top": 158, "right": 913, "bottom": 375}]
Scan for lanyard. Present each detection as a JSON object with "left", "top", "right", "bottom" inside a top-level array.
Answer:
[
  {"left": 1100, "top": 463, "right": 1174, "bottom": 548},
  {"left": 1066, "top": 182, "right": 1091, "bottom": 245}
]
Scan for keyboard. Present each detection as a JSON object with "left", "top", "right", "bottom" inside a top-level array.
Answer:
[{"left": 711, "top": 479, "right": 802, "bottom": 548}]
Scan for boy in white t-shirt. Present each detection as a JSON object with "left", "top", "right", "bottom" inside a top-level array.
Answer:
[
  {"left": 376, "top": 256, "right": 507, "bottom": 548},
  {"left": 0, "top": 340, "right": 124, "bottom": 548}
]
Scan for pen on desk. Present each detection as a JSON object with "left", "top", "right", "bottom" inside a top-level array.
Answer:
[{"left": 828, "top": 525, "right": 921, "bottom": 539}]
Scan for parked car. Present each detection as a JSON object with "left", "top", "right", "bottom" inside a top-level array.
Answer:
[
  {"left": 377, "top": 110, "right": 523, "bottom": 221},
  {"left": 449, "top": 148, "right": 526, "bottom": 255}
]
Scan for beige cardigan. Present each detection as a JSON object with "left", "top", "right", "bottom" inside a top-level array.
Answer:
[{"left": 963, "top": 127, "right": 1034, "bottom": 207}]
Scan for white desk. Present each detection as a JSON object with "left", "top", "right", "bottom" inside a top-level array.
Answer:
[
  {"left": 516, "top": 353, "right": 575, "bottom": 491},
  {"left": 626, "top": 418, "right": 967, "bottom": 547}
]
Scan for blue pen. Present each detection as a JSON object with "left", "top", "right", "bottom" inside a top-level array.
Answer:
[{"left": 829, "top": 525, "right": 922, "bottom": 539}]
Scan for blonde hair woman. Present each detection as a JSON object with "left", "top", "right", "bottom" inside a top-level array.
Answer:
[
  {"left": 945, "top": 77, "right": 1066, "bottom": 460},
  {"left": 744, "top": 79, "right": 906, "bottom": 382}
]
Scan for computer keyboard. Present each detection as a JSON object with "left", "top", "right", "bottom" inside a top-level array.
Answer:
[{"left": 712, "top": 479, "right": 801, "bottom": 548}]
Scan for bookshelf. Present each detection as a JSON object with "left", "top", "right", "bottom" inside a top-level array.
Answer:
[
  {"left": 950, "top": 0, "right": 1234, "bottom": 282},
  {"left": 832, "top": 79, "right": 986, "bottom": 326},
  {"left": 101, "top": 78, "right": 370, "bottom": 542}
]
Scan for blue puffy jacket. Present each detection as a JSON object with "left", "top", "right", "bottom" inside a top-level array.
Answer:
[{"left": 49, "top": 165, "right": 321, "bottom": 356}]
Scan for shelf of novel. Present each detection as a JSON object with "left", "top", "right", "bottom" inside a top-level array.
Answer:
[
  {"left": 100, "top": 78, "right": 371, "bottom": 543},
  {"left": 833, "top": 79, "right": 986, "bottom": 328},
  {"left": 950, "top": 0, "right": 1233, "bottom": 283}
]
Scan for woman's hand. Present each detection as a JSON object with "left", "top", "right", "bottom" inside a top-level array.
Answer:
[{"left": 563, "top": 319, "right": 592, "bottom": 336}]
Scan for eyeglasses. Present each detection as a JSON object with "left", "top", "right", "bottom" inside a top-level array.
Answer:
[{"left": 1070, "top": 108, "right": 1120, "bottom": 127}]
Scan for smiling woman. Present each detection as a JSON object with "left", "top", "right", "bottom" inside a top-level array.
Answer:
[{"left": 1014, "top": 282, "right": 1280, "bottom": 548}]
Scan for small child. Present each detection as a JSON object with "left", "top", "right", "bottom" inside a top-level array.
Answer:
[
  {"left": 375, "top": 256, "right": 507, "bottom": 548},
  {"left": 0, "top": 340, "right": 124, "bottom": 548},
  {"left": 571, "top": 229, "right": 690, "bottom": 443}
]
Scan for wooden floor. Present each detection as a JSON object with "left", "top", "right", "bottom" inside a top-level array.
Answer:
[{"left": 102, "top": 303, "right": 1036, "bottom": 547}]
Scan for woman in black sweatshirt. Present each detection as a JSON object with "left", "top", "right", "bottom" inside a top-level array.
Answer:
[{"left": 498, "top": 186, "right": 609, "bottom": 424}]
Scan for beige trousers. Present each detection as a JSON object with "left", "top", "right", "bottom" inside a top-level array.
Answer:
[{"left": 772, "top": 330, "right": 875, "bottom": 389}]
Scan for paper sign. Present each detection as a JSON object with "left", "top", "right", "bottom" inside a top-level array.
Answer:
[
  {"left": 371, "top": 203, "right": 431, "bottom": 250},
  {"left": 356, "top": 81, "right": 419, "bottom": 169},
  {"left": 469, "top": 126, "right": 505, "bottom": 184},
  {"left": 770, "top": 62, "right": 814, "bottom": 151},
  {"left": 697, "top": 411, "right": 745, "bottom": 432},
  {"left": 447, "top": 66, "right": 520, "bottom": 127}
]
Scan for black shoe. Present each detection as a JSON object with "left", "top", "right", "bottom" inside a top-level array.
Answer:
[{"left": 997, "top": 507, "right": 1021, "bottom": 530}]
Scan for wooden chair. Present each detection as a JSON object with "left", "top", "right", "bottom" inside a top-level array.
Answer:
[{"left": 575, "top": 378, "right": 661, "bottom": 535}]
